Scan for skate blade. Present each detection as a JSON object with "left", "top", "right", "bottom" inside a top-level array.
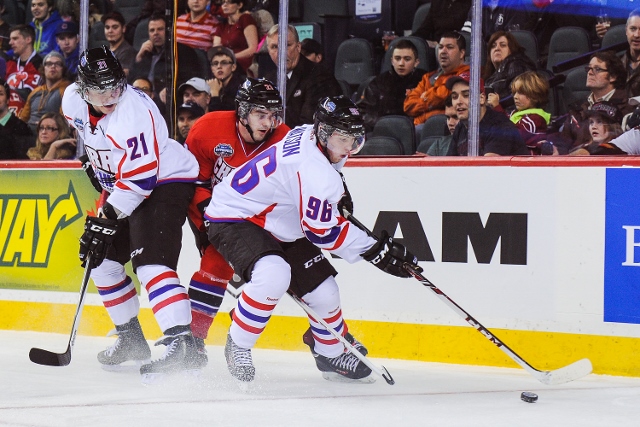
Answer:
[
  {"left": 101, "top": 359, "right": 151, "bottom": 372},
  {"left": 234, "top": 379, "right": 253, "bottom": 392},
  {"left": 321, "top": 372, "right": 376, "bottom": 384}
]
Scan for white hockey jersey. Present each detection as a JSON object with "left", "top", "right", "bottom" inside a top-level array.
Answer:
[
  {"left": 204, "top": 124, "right": 376, "bottom": 263},
  {"left": 62, "top": 84, "right": 199, "bottom": 216}
]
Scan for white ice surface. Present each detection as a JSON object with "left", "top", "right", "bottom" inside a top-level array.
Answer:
[{"left": 2, "top": 331, "right": 640, "bottom": 427}]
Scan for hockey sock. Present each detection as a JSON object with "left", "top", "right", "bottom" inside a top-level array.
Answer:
[
  {"left": 91, "top": 259, "right": 140, "bottom": 326},
  {"left": 188, "top": 246, "right": 234, "bottom": 339},
  {"left": 137, "top": 264, "right": 191, "bottom": 332},
  {"left": 302, "top": 277, "right": 347, "bottom": 358},
  {"left": 229, "top": 255, "right": 290, "bottom": 349}
]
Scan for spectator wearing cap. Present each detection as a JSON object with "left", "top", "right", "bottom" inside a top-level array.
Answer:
[
  {"left": 102, "top": 11, "right": 137, "bottom": 77},
  {"left": 54, "top": 21, "right": 79, "bottom": 78},
  {"left": 6, "top": 25, "right": 42, "bottom": 117},
  {"left": 19, "top": 50, "right": 70, "bottom": 134},
  {"left": 29, "top": 0, "right": 62, "bottom": 56},
  {"left": 558, "top": 51, "right": 634, "bottom": 150},
  {"left": 179, "top": 77, "right": 211, "bottom": 113},
  {"left": 176, "top": 101, "right": 205, "bottom": 143},
  {"left": 176, "top": 0, "right": 220, "bottom": 52},
  {"left": 445, "top": 71, "right": 528, "bottom": 156},
  {"left": 569, "top": 101, "right": 625, "bottom": 155},
  {"left": 206, "top": 46, "right": 245, "bottom": 111},
  {"left": 0, "top": 77, "right": 32, "bottom": 159}
]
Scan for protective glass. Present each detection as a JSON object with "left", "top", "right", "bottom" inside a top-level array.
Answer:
[
  {"left": 247, "top": 106, "right": 283, "bottom": 129},
  {"left": 326, "top": 128, "right": 365, "bottom": 157}
]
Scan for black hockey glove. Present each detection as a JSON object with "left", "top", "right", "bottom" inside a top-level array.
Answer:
[
  {"left": 337, "top": 172, "right": 354, "bottom": 216},
  {"left": 79, "top": 154, "right": 103, "bottom": 194},
  {"left": 362, "top": 230, "right": 422, "bottom": 278},
  {"left": 79, "top": 216, "right": 119, "bottom": 268}
]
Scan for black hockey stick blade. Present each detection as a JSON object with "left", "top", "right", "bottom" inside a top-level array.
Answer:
[
  {"left": 29, "top": 346, "right": 72, "bottom": 367},
  {"left": 29, "top": 254, "right": 93, "bottom": 367}
]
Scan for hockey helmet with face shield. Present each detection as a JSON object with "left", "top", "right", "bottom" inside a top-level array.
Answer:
[
  {"left": 314, "top": 96, "right": 365, "bottom": 161},
  {"left": 77, "top": 46, "right": 127, "bottom": 107},
  {"left": 235, "top": 77, "right": 283, "bottom": 143}
]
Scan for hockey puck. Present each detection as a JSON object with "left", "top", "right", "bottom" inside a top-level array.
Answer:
[{"left": 520, "top": 391, "right": 538, "bottom": 403}]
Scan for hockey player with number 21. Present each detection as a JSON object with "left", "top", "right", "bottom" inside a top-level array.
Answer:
[
  {"left": 204, "top": 95, "right": 422, "bottom": 385},
  {"left": 62, "top": 47, "right": 203, "bottom": 383}
]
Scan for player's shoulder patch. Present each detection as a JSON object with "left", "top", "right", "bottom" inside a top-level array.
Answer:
[
  {"left": 214, "top": 143, "right": 234, "bottom": 158},
  {"left": 73, "top": 117, "right": 84, "bottom": 131}
]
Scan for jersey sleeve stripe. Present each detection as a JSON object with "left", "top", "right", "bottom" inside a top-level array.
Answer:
[
  {"left": 232, "top": 309, "right": 266, "bottom": 334},
  {"left": 121, "top": 161, "right": 158, "bottom": 178},
  {"left": 129, "top": 176, "right": 158, "bottom": 191}
]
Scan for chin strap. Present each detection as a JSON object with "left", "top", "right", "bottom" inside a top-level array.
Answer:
[{"left": 241, "top": 119, "right": 273, "bottom": 144}]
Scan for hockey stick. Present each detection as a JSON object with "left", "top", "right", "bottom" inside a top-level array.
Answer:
[
  {"left": 287, "top": 292, "right": 395, "bottom": 385},
  {"left": 345, "top": 212, "right": 593, "bottom": 386},
  {"left": 29, "top": 253, "right": 94, "bottom": 367},
  {"left": 223, "top": 282, "right": 394, "bottom": 384}
]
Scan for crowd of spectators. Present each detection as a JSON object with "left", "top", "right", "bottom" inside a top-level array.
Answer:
[{"left": 3, "top": 0, "right": 640, "bottom": 159}]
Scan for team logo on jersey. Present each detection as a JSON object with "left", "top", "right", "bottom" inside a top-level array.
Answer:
[
  {"left": 74, "top": 118, "right": 84, "bottom": 131},
  {"left": 214, "top": 143, "right": 234, "bottom": 158},
  {"left": 349, "top": 108, "right": 360, "bottom": 115}
]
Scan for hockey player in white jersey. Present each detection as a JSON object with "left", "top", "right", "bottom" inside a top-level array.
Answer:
[
  {"left": 62, "top": 47, "right": 202, "bottom": 381},
  {"left": 204, "top": 95, "right": 421, "bottom": 384}
]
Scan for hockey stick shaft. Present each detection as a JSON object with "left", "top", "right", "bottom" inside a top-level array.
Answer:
[
  {"left": 345, "top": 212, "right": 592, "bottom": 385},
  {"left": 287, "top": 291, "right": 395, "bottom": 385},
  {"left": 29, "top": 253, "right": 94, "bottom": 366}
]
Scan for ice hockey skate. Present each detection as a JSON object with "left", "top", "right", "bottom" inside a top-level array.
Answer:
[
  {"left": 97, "top": 317, "right": 151, "bottom": 371},
  {"left": 303, "top": 329, "right": 375, "bottom": 383},
  {"left": 140, "top": 332, "right": 204, "bottom": 385},
  {"left": 194, "top": 337, "right": 208, "bottom": 367},
  {"left": 224, "top": 333, "right": 255, "bottom": 390}
]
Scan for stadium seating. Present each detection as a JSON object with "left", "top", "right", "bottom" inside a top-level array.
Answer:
[
  {"left": 334, "top": 38, "right": 376, "bottom": 93},
  {"left": 359, "top": 135, "right": 404, "bottom": 155},
  {"left": 372, "top": 115, "right": 416, "bottom": 155}
]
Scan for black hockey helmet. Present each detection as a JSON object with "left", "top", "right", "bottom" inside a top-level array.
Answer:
[
  {"left": 236, "top": 77, "right": 283, "bottom": 143},
  {"left": 77, "top": 46, "right": 127, "bottom": 106},
  {"left": 235, "top": 77, "right": 283, "bottom": 117},
  {"left": 314, "top": 95, "right": 365, "bottom": 156}
]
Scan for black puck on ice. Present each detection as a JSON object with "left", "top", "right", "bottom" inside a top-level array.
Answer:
[{"left": 520, "top": 391, "right": 538, "bottom": 403}]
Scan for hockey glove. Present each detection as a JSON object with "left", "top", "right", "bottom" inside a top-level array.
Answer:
[
  {"left": 337, "top": 172, "right": 354, "bottom": 216},
  {"left": 79, "top": 154, "right": 103, "bottom": 194},
  {"left": 362, "top": 230, "right": 422, "bottom": 278},
  {"left": 79, "top": 216, "right": 119, "bottom": 268}
]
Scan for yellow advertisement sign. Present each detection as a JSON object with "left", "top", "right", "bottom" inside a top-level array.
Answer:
[{"left": 0, "top": 169, "right": 100, "bottom": 291}]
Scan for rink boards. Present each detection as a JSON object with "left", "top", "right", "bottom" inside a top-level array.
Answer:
[{"left": 2, "top": 157, "right": 640, "bottom": 377}]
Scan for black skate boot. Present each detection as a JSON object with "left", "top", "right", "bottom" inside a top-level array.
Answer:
[
  {"left": 303, "top": 328, "right": 374, "bottom": 383},
  {"left": 139, "top": 327, "right": 204, "bottom": 384},
  {"left": 302, "top": 327, "right": 368, "bottom": 356},
  {"left": 193, "top": 337, "right": 208, "bottom": 367},
  {"left": 224, "top": 333, "right": 255, "bottom": 387},
  {"left": 97, "top": 317, "right": 151, "bottom": 370}
]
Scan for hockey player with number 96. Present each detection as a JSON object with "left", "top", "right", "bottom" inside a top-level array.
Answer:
[
  {"left": 204, "top": 95, "right": 422, "bottom": 385},
  {"left": 62, "top": 46, "right": 203, "bottom": 382}
]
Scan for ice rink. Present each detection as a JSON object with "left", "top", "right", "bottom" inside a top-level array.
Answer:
[{"left": 1, "top": 331, "right": 639, "bottom": 427}]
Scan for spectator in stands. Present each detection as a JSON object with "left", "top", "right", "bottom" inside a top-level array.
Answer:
[
  {"left": 560, "top": 50, "right": 633, "bottom": 149},
  {"left": 445, "top": 71, "right": 529, "bottom": 156},
  {"left": 6, "top": 25, "right": 42, "bottom": 117},
  {"left": 413, "top": 0, "right": 472, "bottom": 47},
  {"left": 569, "top": 101, "right": 624, "bottom": 155},
  {"left": 508, "top": 71, "right": 555, "bottom": 155},
  {"left": 29, "top": 0, "right": 62, "bottom": 55},
  {"left": 0, "top": 78, "right": 32, "bottom": 159},
  {"left": 264, "top": 24, "right": 341, "bottom": 128},
  {"left": 425, "top": 95, "right": 457, "bottom": 156},
  {"left": 131, "top": 14, "right": 169, "bottom": 96},
  {"left": 26, "top": 112, "right": 75, "bottom": 160},
  {"left": 176, "top": 0, "right": 220, "bottom": 52},
  {"left": 176, "top": 101, "right": 205, "bottom": 143},
  {"left": 132, "top": 77, "right": 167, "bottom": 122},
  {"left": 0, "top": 0, "right": 11, "bottom": 53},
  {"left": 404, "top": 31, "right": 469, "bottom": 134},
  {"left": 213, "top": 0, "right": 258, "bottom": 73},
  {"left": 300, "top": 38, "right": 324, "bottom": 64},
  {"left": 19, "top": 51, "right": 70, "bottom": 134},
  {"left": 179, "top": 77, "right": 211, "bottom": 113},
  {"left": 124, "top": 0, "right": 165, "bottom": 46},
  {"left": 207, "top": 46, "right": 245, "bottom": 111},
  {"left": 622, "top": 8, "right": 640, "bottom": 97},
  {"left": 102, "top": 11, "right": 137, "bottom": 77},
  {"left": 483, "top": 31, "right": 537, "bottom": 108},
  {"left": 461, "top": 0, "right": 538, "bottom": 44},
  {"left": 54, "top": 21, "right": 79, "bottom": 78},
  {"left": 357, "top": 39, "right": 427, "bottom": 132}
]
